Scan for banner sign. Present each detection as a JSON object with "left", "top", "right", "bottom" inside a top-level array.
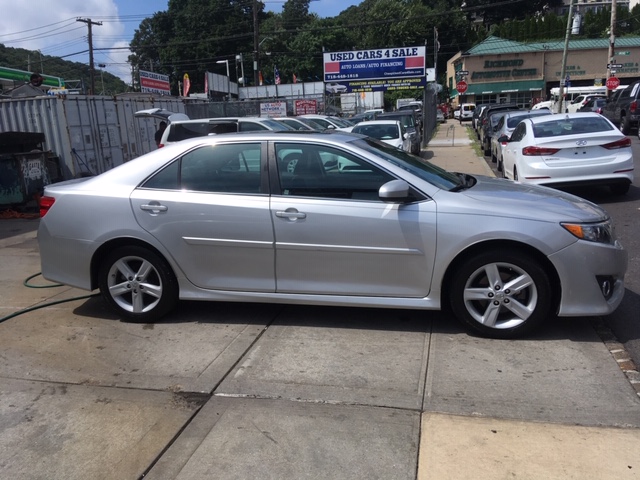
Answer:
[
  {"left": 139, "top": 70, "right": 171, "bottom": 95},
  {"left": 260, "top": 101, "right": 287, "bottom": 117},
  {"left": 323, "top": 46, "right": 426, "bottom": 84},
  {"left": 294, "top": 99, "right": 318, "bottom": 115}
]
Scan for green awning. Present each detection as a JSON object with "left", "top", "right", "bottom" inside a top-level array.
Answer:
[{"left": 464, "top": 80, "right": 545, "bottom": 95}]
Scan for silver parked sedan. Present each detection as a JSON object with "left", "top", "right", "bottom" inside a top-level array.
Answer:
[{"left": 38, "top": 131, "right": 627, "bottom": 339}]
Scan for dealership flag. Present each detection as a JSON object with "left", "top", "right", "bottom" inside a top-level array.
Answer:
[
  {"left": 259, "top": 71, "right": 264, "bottom": 86},
  {"left": 183, "top": 73, "right": 190, "bottom": 97},
  {"left": 293, "top": 73, "right": 298, "bottom": 84},
  {"left": 274, "top": 66, "right": 281, "bottom": 85}
]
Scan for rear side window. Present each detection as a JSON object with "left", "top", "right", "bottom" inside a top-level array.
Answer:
[{"left": 143, "top": 143, "right": 263, "bottom": 194}]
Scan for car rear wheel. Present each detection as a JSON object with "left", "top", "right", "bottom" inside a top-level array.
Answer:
[
  {"left": 449, "top": 249, "right": 552, "bottom": 339},
  {"left": 98, "top": 246, "right": 178, "bottom": 323},
  {"left": 620, "top": 115, "right": 631, "bottom": 135}
]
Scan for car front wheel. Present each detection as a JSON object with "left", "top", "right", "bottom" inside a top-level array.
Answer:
[
  {"left": 449, "top": 249, "right": 552, "bottom": 338},
  {"left": 98, "top": 246, "right": 178, "bottom": 322}
]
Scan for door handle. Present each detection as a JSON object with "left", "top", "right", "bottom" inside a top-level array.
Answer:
[
  {"left": 140, "top": 202, "right": 168, "bottom": 214},
  {"left": 275, "top": 210, "right": 306, "bottom": 220}
]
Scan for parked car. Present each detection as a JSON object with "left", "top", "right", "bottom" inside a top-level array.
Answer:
[
  {"left": 477, "top": 104, "right": 520, "bottom": 143},
  {"left": 490, "top": 110, "right": 553, "bottom": 171},
  {"left": 501, "top": 112, "right": 633, "bottom": 195},
  {"left": 325, "top": 82, "right": 348, "bottom": 94},
  {"left": 566, "top": 94, "right": 607, "bottom": 113},
  {"left": 472, "top": 103, "right": 494, "bottom": 133},
  {"left": 436, "top": 109, "right": 446, "bottom": 123},
  {"left": 601, "top": 82, "right": 639, "bottom": 134},
  {"left": 157, "top": 117, "right": 293, "bottom": 147},
  {"left": 300, "top": 114, "right": 353, "bottom": 132},
  {"left": 38, "top": 131, "right": 627, "bottom": 339},
  {"left": 376, "top": 111, "right": 421, "bottom": 154},
  {"left": 348, "top": 112, "right": 378, "bottom": 125},
  {"left": 273, "top": 117, "right": 318, "bottom": 131},
  {"left": 458, "top": 103, "right": 476, "bottom": 122},
  {"left": 577, "top": 97, "right": 608, "bottom": 114},
  {"left": 351, "top": 120, "right": 411, "bottom": 152},
  {"left": 480, "top": 110, "right": 517, "bottom": 157}
]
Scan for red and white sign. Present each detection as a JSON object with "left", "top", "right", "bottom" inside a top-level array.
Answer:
[
  {"left": 456, "top": 80, "right": 468, "bottom": 94},
  {"left": 606, "top": 76, "right": 620, "bottom": 90},
  {"left": 139, "top": 70, "right": 171, "bottom": 95},
  {"left": 294, "top": 99, "right": 318, "bottom": 115}
]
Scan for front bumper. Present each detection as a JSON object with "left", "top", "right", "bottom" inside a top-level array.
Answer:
[{"left": 549, "top": 238, "right": 627, "bottom": 316}]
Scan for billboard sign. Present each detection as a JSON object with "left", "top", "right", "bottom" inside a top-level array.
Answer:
[
  {"left": 139, "top": 70, "right": 171, "bottom": 95},
  {"left": 323, "top": 46, "right": 426, "bottom": 93}
]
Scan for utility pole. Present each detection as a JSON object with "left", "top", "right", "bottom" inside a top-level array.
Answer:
[
  {"left": 557, "top": 0, "right": 576, "bottom": 113},
  {"left": 253, "top": 0, "right": 259, "bottom": 86},
  {"left": 76, "top": 17, "right": 103, "bottom": 95},
  {"left": 607, "top": 0, "right": 618, "bottom": 97}
]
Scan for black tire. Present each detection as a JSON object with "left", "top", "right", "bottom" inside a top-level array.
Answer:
[
  {"left": 491, "top": 149, "right": 497, "bottom": 163},
  {"left": 610, "top": 183, "right": 630, "bottom": 195},
  {"left": 497, "top": 158, "right": 503, "bottom": 173},
  {"left": 98, "top": 246, "right": 178, "bottom": 323},
  {"left": 620, "top": 115, "right": 631, "bottom": 135},
  {"left": 513, "top": 166, "right": 518, "bottom": 181},
  {"left": 449, "top": 249, "right": 552, "bottom": 339},
  {"left": 483, "top": 139, "right": 491, "bottom": 156}
]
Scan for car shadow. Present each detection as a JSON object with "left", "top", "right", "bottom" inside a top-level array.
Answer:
[
  {"left": 72, "top": 296, "right": 608, "bottom": 342},
  {"left": 556, "top": 183, "right": 640, "bottom": 204}
]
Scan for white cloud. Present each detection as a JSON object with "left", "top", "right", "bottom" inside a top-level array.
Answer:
[{"left": 0, "top": 0, "right": 133, "bottom": 83}]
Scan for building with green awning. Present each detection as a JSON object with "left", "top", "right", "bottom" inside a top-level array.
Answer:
[{"left": 447, "top": 36, "right": 640, "bottom": 108}]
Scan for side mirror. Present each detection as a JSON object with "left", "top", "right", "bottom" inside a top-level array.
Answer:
[
  {"left": 379, "top": 179, "right": 411, "bottom": 202},
  {"left": 498, "top": 135, "right": 510, "bottom": 143}
]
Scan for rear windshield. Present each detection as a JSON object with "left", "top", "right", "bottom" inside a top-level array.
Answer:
[
  {"left": 506, "top": 113, "right": 549, "bottom": 128},
  {"left": 533, "top": 116, "right": 615, "bottom": 137},
  {"left": 167, "top": 122, "right": 229, "bottom": 142}
]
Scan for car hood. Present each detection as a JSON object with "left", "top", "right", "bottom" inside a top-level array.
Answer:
[{"left": 443, "top": 175, "right": 608, "bottom": 223}]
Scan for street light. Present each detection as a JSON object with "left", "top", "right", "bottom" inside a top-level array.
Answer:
[
  {"left": 235, "top": 54, "right": 246, "bottom": 85},
  {"left": 253, "top": 37, "right": 272, "bottom": 86},
  {"left": 217, "top": 59, "right": 230, "bottom": 100}
]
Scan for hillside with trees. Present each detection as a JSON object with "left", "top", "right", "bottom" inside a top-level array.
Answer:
[{"left": 0, "top": 44, "right": 128, "bottom": 95}]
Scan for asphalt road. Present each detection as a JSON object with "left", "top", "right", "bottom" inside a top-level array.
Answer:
[{"left": 480, "top": 130, "right": 640, "bottom": 368}]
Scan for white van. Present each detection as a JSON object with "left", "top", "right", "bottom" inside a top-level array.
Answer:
[{"left": 459, "top": 103, "right": 476, "bottom": 121}]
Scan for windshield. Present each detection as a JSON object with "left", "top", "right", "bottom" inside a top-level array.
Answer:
[
  {"left": 352, "top": 137, "right": 462, "bottom": 191},
  {"left": 259, "top": 118, "right": 295, "bottom": 131},
  {"left": 352, "top": 124, "right": 400, "bottom": 140}
]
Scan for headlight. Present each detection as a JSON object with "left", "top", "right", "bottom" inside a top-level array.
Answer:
[{"left": 561, "top": 220, "right": 614, "bottom": 244}]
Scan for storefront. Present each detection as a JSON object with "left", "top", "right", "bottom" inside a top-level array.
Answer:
[{"left": 447, "top": 35, "right": 640, "bottom": 107}]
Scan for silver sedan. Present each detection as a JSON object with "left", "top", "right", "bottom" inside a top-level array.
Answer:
[{"left": 38, "top": 131, "right": 627, "bottom": 339}]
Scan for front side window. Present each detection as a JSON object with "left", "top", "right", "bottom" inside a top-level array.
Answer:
[
  {"left": 143, "top": 143, "right": 262, "bottom": 194},
  {"left": 275, "top": 142, "right": 395, "bottom": 201}
]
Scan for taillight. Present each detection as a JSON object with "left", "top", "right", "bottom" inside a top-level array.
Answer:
[
  {"left": 158, "top": 144, "right": 165, "bottom": 148},
  {"left": 522, "top": 146, "right": 560, "bottom": 156},
  {"left": 596, "top": 108, "right": 603, "bottom": 114},
  {"left": 39, "top": 196, "right": 55, "bottom": 218},
  {"left": 602, "top": 137, "right": 632, "bottom": 150},
  {"left": 630, "top": 101, "right": 637, "bottom": 113}
]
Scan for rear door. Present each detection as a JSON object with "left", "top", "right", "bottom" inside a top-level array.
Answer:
[{"left": 131, "top": 141, "right": 276, "bottom": 292}]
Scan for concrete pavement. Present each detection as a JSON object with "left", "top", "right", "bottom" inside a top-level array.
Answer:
[{"left": 0, "top": 133, "right": 639, "bottom": 479}]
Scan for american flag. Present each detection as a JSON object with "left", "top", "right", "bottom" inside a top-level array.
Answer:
[{"left": 274, "top": 66, "right": 281, "bottom": 85}]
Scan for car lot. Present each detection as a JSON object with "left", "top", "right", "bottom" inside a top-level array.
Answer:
[{"left": 1, "top": 127, "right": 640, "bottom": 478}]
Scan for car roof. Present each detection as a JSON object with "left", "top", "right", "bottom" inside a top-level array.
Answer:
[
  {"left": 528, "top": 112, "right": 602, "bottom": 124},
  {"left": 352, "top": 120, "right": 400, "bottom": 126}
]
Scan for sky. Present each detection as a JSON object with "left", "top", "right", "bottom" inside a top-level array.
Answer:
[{"left": 0, "top": 0, "right": 360, "bottom": 84}]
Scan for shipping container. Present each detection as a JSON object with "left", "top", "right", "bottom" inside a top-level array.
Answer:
[{"left": 0, "top": 94, "right": 198, "bottom": 180}]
